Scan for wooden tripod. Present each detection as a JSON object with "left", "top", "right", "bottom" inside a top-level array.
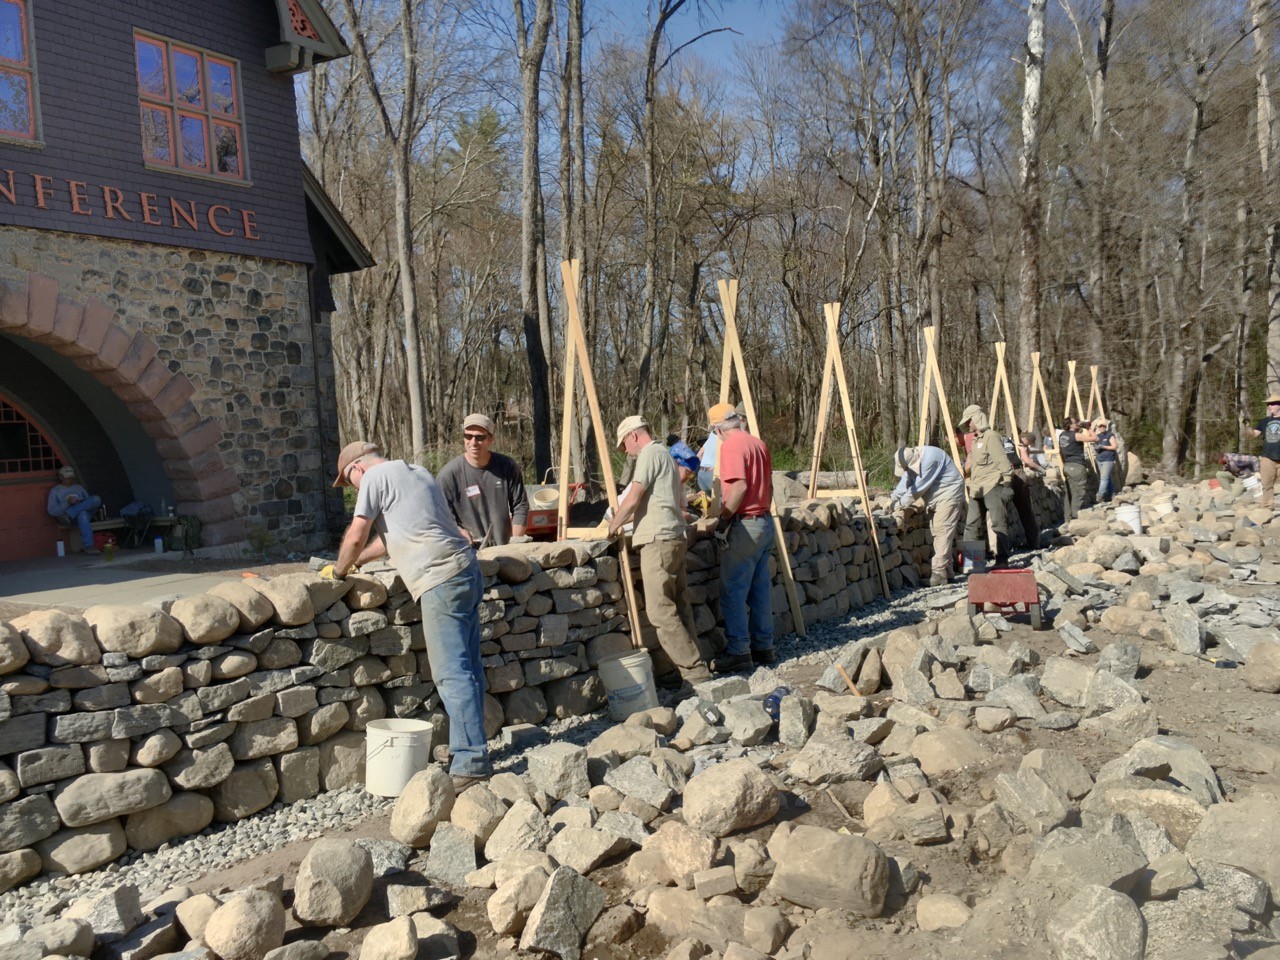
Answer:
[
  {"left": 555, "top": 258, "right": 643, "bottom": 647},
  {"left": 805, "top": 302, "right": 891, "bottom": 599},
  {"left": 988, "top": 341, "right": 1022, "bottom": 441},
  {"left": 1063, "top": 360, "right": 1086, "bottom": 422},
  {"left": 716, "top": 278, "right": 807, "bottom": 637},
  {"left": 1026, "top": 351, "right": 1063, "bottom": 471},
  {"left": 1085, "top": 365, "right": 1106, "bottom": 421},
  {"left": 916, "top": 325, "right": 963, "bottom": 467}
]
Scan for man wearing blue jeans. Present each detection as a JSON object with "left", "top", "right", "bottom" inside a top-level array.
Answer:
[
  {"left": 48, "top": 466, "right": 102, "bottom": 555},
  {"left": 331, "top": 440, "right": 491, "bottom": 791},
  {"left": 707, "top": 402, "right": 777, "bottom": 674}
]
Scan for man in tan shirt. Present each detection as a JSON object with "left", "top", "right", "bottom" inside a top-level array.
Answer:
[
  {"left": 608, "top": 416, "right": 712, "bottom": 693},
  {"left": 958, "top": 404, "right": 1015, "bottom": 568}
]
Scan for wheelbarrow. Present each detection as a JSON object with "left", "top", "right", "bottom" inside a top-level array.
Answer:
[{"left": 966, "top": 569, "right": 1044, "bottom": 629}]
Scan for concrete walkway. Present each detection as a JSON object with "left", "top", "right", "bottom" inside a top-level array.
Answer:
[{"left": 0, "top": 552, "right": 240, "bottom": 611}]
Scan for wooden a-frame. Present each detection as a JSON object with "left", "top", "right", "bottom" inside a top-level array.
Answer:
[
  {"left": 916, "top": 325, "right": 963, "bottom": 467},
  {"left": 1026, "top": 351, "right": 1063, "bottom": 471},
  {"left": 1063, "top": 360, "right": 1086, "bottom": 422},
  {"left": 716, "top": 278, "right": 807, "bottom": 637},
  {"left": 1085, "top": 365, "right": 1105, "bottom": 421},
  {"left": 805, "top": 302, "right": 891, "bottom": 599},
  {"left": 555, "top": 259, "right": 644, "bottom": 647},
  {"left": 987, "top": 341, "right": 1021, "bottom": 441}
]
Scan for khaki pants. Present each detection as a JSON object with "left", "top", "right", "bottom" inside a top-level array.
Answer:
[
  {"left": 638, "top": 538, "right": 709, "bottom": 680},
  {"left": 1062, "top": 461, "right": 1089, "bottom": 520},
  {"left": 929, "top": 487, "right": 966, "bottom": 581},
  {"left": 1262, "top": 457, "right": 1280, "bottom": 509}
]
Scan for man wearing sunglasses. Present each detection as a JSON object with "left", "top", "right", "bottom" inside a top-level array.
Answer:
[
  {"left": 331, "top": 440, "right": 491, "bottom": 791},
  {"left": 438, "top": 414, "right": 530, "bottom": 548}
]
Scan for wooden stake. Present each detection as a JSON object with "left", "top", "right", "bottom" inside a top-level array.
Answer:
[
  {"left": 1063, "top": 360, "right": 1086, "bottom": 422},
  {"left": 987, "top": 341, "right": 1022, "bottom": 442},
  {"left": 1027, "top": 352, "right": 1063, "bottom": 472},
  {"left": 558, "top": 259, "right": 644, "bottom": 648},
  {"left": 716, "top": 278, "right": 807, "bottom": 637},
  {"left": 1086, "top": 365, "right": 1105, "bottom": 421},
  {"left": 916, "top": 326, "right": 963, "bottom": 467},
  {"left": 805, "top": 302, "right": 892, "bottom": 600},
  {"left": 556, "top": 259, "right": 582, "bottom": 540}
]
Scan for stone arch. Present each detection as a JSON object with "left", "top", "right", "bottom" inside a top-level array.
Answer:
[{"left": 0, "top": 271, "right": 241, "bottom": 545}]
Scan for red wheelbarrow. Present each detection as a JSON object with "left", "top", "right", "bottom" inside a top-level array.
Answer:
[{"left": 967, "top": 569, "right": 1044, "bottom": 629}]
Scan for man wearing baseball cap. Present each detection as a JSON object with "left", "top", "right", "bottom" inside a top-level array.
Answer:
[
  {"left": 330, "top": 440, "right": 491, "bottom": 790},
  {"left": 1242, "top": 395, "right": 1280, "bottom": 510},
  {"left": 437, "top": 413, "right": 529, "bottom": 547},
  {"left": 608, "top": 416, "right": 712, "bottom": 694},
  {"left": 707, "top": 401, "right": 776, "bottom": 673},
  {"left": 47, "top": 465, "right": 103, "bottom": 555}
]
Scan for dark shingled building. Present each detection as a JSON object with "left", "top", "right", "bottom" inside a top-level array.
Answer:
[{"left": 0, "top": 0, "right": 371, "bottom": 560}]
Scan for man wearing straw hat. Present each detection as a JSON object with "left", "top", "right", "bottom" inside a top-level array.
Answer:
[
  {"left": 957, "top": 404, "right": 1015, "bottom": 568},
  {"left": 1242, "top": 394, "right": 1280, "bottom": 509},
  {"left": 329, "top": 440, "right": 491, "bottom": 791},
  {"left": 607, "top": 416, "right": 712, "bottom": 694},
  {"left": 706, "top": 401, "right": 776, "bottom": 674}
]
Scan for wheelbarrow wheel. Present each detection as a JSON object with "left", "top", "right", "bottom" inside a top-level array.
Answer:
[{"left": 1030, "top": 603, "right": 1043, "bottom": 630}]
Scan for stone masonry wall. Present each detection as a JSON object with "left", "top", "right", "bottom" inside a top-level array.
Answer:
[
  {"left": 0, "top": 227, "right": 337, "bottom": 552},
  {"left": 0, "top": 483, "right": 1064, "bottom": 891}
]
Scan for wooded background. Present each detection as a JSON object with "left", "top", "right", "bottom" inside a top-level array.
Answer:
[{"left": 302, "top": 0, "right": 1280, "bottom": 485}]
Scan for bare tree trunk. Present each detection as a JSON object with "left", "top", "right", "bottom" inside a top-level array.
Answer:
[
  {"left": 1236, "top": 194, "right": 1255, "bottom": 425},
  {"left": 1087, "top": 0, "right": 1113, "bottom": 367},
  {"left": 1251, "top": 0, "right": 1280, "bottom": 392},
  {"left": 1017, "top": 0, "right": 1047, "bottom": 406},
  {"left": 514, "top": 0, "right": 555, "bottom": 477}
]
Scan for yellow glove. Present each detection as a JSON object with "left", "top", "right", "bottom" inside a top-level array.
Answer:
[{"left": 320, "top": 564, "right": 341, "bottom": 580}]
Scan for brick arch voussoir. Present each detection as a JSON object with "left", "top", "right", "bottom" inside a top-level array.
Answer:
[{"left": 0, "top": 271, "right": 241, "bottom": 545}]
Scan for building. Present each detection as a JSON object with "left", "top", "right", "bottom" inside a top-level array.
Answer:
[{"left": 0, "top": 0, "right": 371, "bottom": 562}]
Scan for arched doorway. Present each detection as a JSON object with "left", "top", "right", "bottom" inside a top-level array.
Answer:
[{"left": 0, "top": 394, "right": 71, "bottom": 560}]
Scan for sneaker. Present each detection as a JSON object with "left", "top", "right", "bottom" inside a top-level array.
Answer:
[
  {"left": 712, "top": 652, "right": 753, "bottom": 675},
  {"left": 751, "top": 648, "right": 777, "bottom": 666}
]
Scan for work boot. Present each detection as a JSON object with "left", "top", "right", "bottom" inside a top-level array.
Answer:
[
  {"left": 712, "top": 652, "right": 753, "bottom": 675},
  {"left": 930, "top": 573, "right": 949, "bottom": 587},
  {"left": 751, "top": 648, "right": 777, "bottom": 666},
  {"left": 450, "top": 774, "right": 488, "bottom": 794},
  {"left": 655, "top": 671, "right": 683, "bottom": 690}
]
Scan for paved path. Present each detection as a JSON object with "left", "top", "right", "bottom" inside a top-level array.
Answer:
[{"left": 0, "top": 553, "right": 238, "bottom": 612}]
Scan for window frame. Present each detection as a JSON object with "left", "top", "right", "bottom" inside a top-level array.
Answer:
[
  {"left": 0, "top": 0, "right": 42, "bottom": 146},
  {"left": 133, "top": 31, "right": 250, "bottom": 185}
]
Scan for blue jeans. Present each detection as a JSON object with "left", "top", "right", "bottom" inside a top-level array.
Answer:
[
  {"left": 1097, "top": 461, "right": 1115, "bottom": 502},
  {"left": 696, "top": 467, "right": 715, "bottom": 495},
  {"left": 418, "top": 561, "right": 490, "bottom": 777},
  {"left": 719, "top": 516, "right": 775, "bottom": 657},
  {"left": 64, "top": 496, "right": 102, "bottom": 548}
]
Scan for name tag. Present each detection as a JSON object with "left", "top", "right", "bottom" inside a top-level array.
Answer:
[{"left": 466, "top": 484, "right": 481, "bottom": 498}]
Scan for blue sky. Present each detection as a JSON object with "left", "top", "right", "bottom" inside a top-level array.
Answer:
[{"left": 594, "top": 0, "right": 787, "bottom": 74}]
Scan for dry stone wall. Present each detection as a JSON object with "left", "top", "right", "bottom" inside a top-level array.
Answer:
[{"left": 0, "top": 481, "right": 1064, "bottom": 890}]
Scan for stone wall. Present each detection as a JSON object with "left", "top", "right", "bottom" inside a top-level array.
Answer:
[
  {"left": 0, "top": 227, "right": 339, "bottom": 552},
  {"left": 0, "top": 482, "right": 1064, "bottom": 891}
]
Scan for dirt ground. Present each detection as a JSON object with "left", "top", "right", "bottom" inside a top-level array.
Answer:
[{"left": 166, "top": 598, "right": 1280, "bottom": 960}]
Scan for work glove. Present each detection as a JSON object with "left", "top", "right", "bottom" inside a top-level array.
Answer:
[{"left": 319, "top": 564, "right": 343, "bottom": 581}]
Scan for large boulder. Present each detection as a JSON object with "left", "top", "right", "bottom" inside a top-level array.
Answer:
[
  {"left": 35, "top": 820, "right": 126, "bottom": 873},
  {"left": 0, "top": 622, "right": 30, "bottom": 674},
  {"left": 12, "top": 610, "right": 99, "bottom": 665},
  {"left": 911, "top": 728, "right": 993, "bottom": 777},
  {"left": 250, "top": 576, "right": 316, "bottom": 626},
  {"left": 525, "top": 743, "right": 590, "bottom": 800},
  {"left": 207, "top": 581, "right": 276, "bottom": 631},
  {"left": 203, "top": 890, "right": 286, "bottom": 960},
  {"left": 768, "top": 824, "right": 888, "bottom": 916},
  {"left": 210, "top": 759, "right": 278, "bottom": 821},
  {"left": 0, "top": 849, "right": 42, "bottom": 893},
  {"left": 681, "top": 758, "right": 779, "bottom": 838},
  {"left": 54, "top": 770, "right": 172, "bottom": 827},
  {"left": 124, "top": 793, "right": 215, "bottom": 850},
  {"left": 168, "top": 595, "right": 241, "bottom": 646},
  {"left": 294, "top": 838, "right": 374, "bottom": 925},
  {"left": 83, "top": 605, "right": 183, "bottom": 658},
  {"left": 389, "top": 767, "right": 455, "bottom": 847},
  {"left": 624, "top": 821, "right": 718, "bottom": 889},
  {"left": 1242, "top": 641, "right": 1280, "bottom": 693},
  {"left": 518, "top": 866, "right": 605, "bottom": 960},
  {"left": 1045, "top": 884, "right": 1145, "bottom": 960},
  {"left": 1184, "top": 790, "right": 1280, "bottom": 899}
]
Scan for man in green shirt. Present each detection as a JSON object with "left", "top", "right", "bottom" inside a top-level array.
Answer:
[{"left": 608, "top": 416, "right": 712, "bottom": 692}]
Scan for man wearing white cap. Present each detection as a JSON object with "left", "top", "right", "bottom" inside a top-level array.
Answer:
[
  {"left": 47, "top": 466, "right": 102, "bottom": 555},
  {"left": 330, "top": 440, "right": 491, "bottom": 790},
  {"left": 608, "top": 416, "right": 711, "bottom": 693},
  {"left": 1242, "top": 394, "right": 1280, "bottom": 510},
  {"left": 437, "top": 413, "right": 529, "bottom": 547},
  {"left": 957, "top": 404, "right": 1015, "bottom": 568}
]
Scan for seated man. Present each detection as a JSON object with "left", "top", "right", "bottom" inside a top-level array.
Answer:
[{"left": 48, "top": 466, "right": 102, "bottom": 554}]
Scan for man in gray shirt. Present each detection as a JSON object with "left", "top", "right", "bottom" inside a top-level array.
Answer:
[
  {"left": 331, "top": 440, "right": 490, "bottom": 788},
  {"left": 437, "top": 414, "right": 529, "bottom": 547}
]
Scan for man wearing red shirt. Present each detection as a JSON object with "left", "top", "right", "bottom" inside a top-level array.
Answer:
[{"left": 708, "top": 402, "right": 776, "bottom": 674}]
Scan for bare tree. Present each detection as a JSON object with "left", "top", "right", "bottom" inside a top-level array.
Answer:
[{"left": 1018, "top": 0, "right": 1047, "bottom": 404}]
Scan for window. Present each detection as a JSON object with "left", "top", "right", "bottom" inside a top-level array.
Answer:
[
  {"left": 134, "top": 33, "right": 246, "bottom": 181},
  {"left": 0, "top": 0, "right": 36, "bottom": 141}
]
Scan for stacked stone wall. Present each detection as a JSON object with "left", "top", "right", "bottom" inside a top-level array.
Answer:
[{"left": 0, "top": 484, "right": 1064, "bottom": 890}]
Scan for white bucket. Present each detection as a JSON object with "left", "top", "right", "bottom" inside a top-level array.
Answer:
[
  {"left": 365, "top": 718, "right": 433, "bottom": 797},
  {"left": 1151, "top": 493, "right": 1176, "bottom": 516},
  {"left": 1243, "top": 475, "right": 1262, "bottom": 497},
  {"left": 1116, "top": 503, "right": 1143, "bottom": 534},
  {"left": 597, "top": 649, "right": 660, "bottom": 721}
]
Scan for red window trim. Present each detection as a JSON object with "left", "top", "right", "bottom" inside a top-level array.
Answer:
[
  {"left": 133, "top": 31, "right": 247, "bottom": 182},
  {"left": 0, "top": 0, "right": 38, "bottom": 142},
  {"left": 135, "top": 35, "right": 168, "bottom": 101}
]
